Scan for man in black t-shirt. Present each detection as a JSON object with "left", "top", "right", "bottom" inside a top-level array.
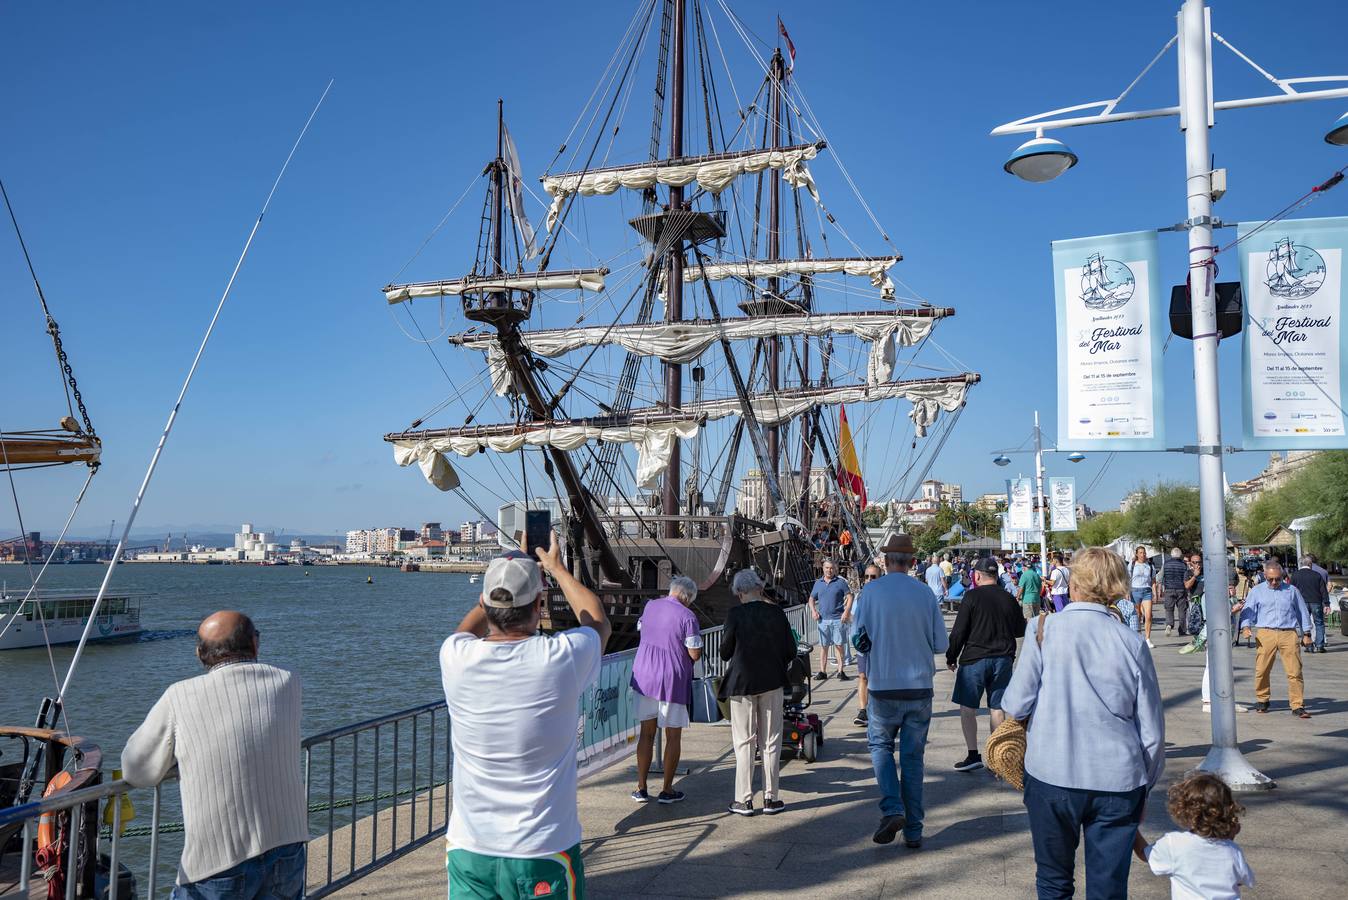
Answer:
[{"left": 945, "top": 556, "right": 1026, "bottom": 772}]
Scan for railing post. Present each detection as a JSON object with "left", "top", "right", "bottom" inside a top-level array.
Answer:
[
  {"left": 372, "top": 724, "right": 380, "bottom": 863},
  {"left": 147, "top": 784, "right": 162, "bottom": 900},
  {"left": 443, "top": 710, "right": 451, "bottom": 826},
  {"left": 65, "top": 805, "right": 81, "bottom": 900},
  {"left": 19, "top": 820, "right": 32, "bottom": 891},
  {"left": 109, "top": 791, "right": 123, "bottom": 900},
  {"left": 427, "top": 712, "right": 435, "bottom": 834},
  {"left": 350, "top": 732, "right": 358, "bottom": 877},
  {"left": 326, "top": 740, "right": 335, "bottom": 887},
  {"left": 411, "top": 715, "right": 419, "bottom": 838}
]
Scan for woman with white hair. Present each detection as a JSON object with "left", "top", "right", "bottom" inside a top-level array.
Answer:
[
  {"left": 718, "top": 569, "right": 798, "bottom": 816},
  {"left": 1001, "top": 547, "right": 1166, "bottom": 897},
  {"left": 629, "top": 574, "right": 704, "bottom": 804}
]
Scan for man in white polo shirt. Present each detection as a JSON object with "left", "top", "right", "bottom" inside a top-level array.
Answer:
[{"left": 440, "top": 534, "right": 611, "bottom": 899}]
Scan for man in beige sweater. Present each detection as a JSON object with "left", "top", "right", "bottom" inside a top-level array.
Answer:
[{"left": 122, "top": 611, "right": 308, "bottom": 898}]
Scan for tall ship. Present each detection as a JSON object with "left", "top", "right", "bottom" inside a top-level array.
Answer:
[
  {"left": 380, "top": 0, "right": 978, "bottom": 648},
  {"left": 0, "top": 181, "right": 145, "bottom": 651}
]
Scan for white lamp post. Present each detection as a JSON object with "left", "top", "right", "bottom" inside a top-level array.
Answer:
[
  {"left": 993, "top": 0, "right": 1348, "bottom": 791},
  {"left": 993, "top": 411, "right": 1085, "bottom": 581}
]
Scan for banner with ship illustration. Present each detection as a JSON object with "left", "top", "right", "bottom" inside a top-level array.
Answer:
[
  {"left": 1048, "top": 476, "right": 1077, "bottom": 531},
  {"left": 1006, "top": 477, "right": 1034, "bottom": 531},
  {"left": 1239, "top": 216, "right": 1348, "bottom": 449},
  {"left": 1052, "top": 230, "right": 1166, "bottom": 451}
]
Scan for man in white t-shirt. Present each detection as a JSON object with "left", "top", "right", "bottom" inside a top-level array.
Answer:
[{"left": 440, "top": 533, "right": 611, "bottom": 899}]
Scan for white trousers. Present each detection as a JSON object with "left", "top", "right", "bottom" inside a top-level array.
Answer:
[{"left": 729, "top": 688, "right": 784, "bottom": 803}]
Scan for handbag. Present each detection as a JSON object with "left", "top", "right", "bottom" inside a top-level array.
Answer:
[
  {"left": 690, "top": 676, "right": 723, "bottom": 723},
  {"left": 1187, "top": 597, "right": 1205, "bottom": 634},
  {"left": 985, "top": 612, "right": 1047, "bottom": 791}
]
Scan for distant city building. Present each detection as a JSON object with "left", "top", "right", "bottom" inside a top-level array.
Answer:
[
  {"left": 1228, "top": 451, "right": 1319, "bottom": 513},
  {"left": 345, "top": 530, "right": 370, "bottom": 554},
  {"left": 887, "top": 479, "right": 964, "bottom": 528},
  {"left": 735, "top": 469, "right": 832, "bottom": 521},
  {"left": 459, "top": 519, "right": 497, "bottom": 544},
  {"left": 972, "top": 492, "right": 1006, "bottom": 513},
  {"left": 420, "top": 522, "right": 443, "bottom": 542}
]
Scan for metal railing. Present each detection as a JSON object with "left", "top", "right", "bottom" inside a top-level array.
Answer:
[
  {"left": 695, "top": 604, "right": 814, "bottom": 680},
  {"left": 302, "top": 700, "right": 450, "bottom": 898}
]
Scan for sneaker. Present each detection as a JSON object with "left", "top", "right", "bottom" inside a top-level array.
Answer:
[
  {"left": 814, "top": 672, "right": 829, "bottom": 682},
  {"left": 904, "top": 837, "right": 923, "bottom": 849},
  {"left": 872, "top": 814, "right": 905, "bottom": 844},
  {"left": 762, "top": 798, "right": 785, "bottom": 815},
  {"left": 837, "top": 670, "right": 850, "bottom": 682},
  {"left": 1178, "top": 642, "right": 1199, "bottom": 655},
  {"left": 728, "top": 801, "right": 756, "bottom": 816},
  {"left": 1254, "top": 701, "right": 1270, "bottom": 714},
  {"left": 853, "top": 709, "right": 868, "bottom": 726},
  {"left": 1202, "top": 702, "right": 1211, "bottom": 713},
  {"left": 1146, "top": 640, "right": 1156, "bottom": 649},
  {"left": 1165, "top": 626, "right": 1174, "bottom": 637},
  {"left": 657, "top": 790, "right": 685, "bottom": 804},
  {"left": 1293, "top": 707, "right": 1312, "bottom": 720},
  {"left": 631, "top": 788, "right": 651, "bottom": 803},
  {"left": 954, "top": 752, "right": 984, "bottom": 772}
]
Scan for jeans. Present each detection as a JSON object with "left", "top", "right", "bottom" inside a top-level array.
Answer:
[
  {"left": 1023, "top": 775, "right": 1144, "bottom": 900},
  {"left": 866, "top": 695, "right": 931, "bottom": 840},
  {"left": 1308, "top": 602, "right": 1327, "bottom": 649},
  {"left": 170, "top": 842, "right": 306, "bottom": 900}
]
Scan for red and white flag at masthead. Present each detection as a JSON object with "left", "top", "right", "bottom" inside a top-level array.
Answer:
[{"left": 777, "top": 17, "right": 796, "bottom": 71}]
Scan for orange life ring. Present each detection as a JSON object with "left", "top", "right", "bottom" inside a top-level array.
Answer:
[{"left": 36, "top": 770, "right": 73, "bottom": 850}]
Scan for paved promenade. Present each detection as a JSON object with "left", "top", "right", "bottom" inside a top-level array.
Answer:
[{"left": 326, "top": 625, "right": 1348, "bottom": 898}]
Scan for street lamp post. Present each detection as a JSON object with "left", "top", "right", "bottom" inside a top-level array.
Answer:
[
  {"left": 995, "top": 410, "right": 1080, "bottom": 577},
  {"left": 993, "top": 0, "right": 1348, "bottom": 790}
]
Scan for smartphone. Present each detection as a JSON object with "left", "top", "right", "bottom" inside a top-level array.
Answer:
[{"left": 525, "top": 510, "right": 552, "bottom": 560}]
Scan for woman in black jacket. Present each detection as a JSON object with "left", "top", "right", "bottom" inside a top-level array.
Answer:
[{"left": 719, "top": 569, "right": 799, "bottom": 816}]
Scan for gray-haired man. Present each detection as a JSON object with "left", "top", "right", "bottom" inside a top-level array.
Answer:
[{"left": 630, "top": 574, "right": 704, "bottom": 803}]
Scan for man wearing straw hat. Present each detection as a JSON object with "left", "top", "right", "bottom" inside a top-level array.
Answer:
[{"left": 853, "top": 532, "right": 949, "bottom": 849}]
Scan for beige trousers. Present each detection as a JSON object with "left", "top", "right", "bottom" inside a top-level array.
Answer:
[
  {"left": 1254, "top": 628, "right": 1305, "bottom": 709},
  {"left": 729, "top": 688, "right": 784, "bottom": 804}
]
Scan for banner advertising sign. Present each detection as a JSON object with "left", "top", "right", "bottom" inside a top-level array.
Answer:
[
  {"left": 577, "top": 649, "right": 639, "bottom": 779},
  {"left": 1000, "top": 527, "right": 1035, "bottom": 551},
  {"left": 1048, "top": 476, "right": 1077, "bottom": 531},
  {"left": 1006, "top": 477, "right": 1034, "bottom": 531},
  {"left": 1239, "top": 216, "right": 1348, "bottom": 449},
  {"left": 1053, "top": 230, "right": 1166, "bottom": 450}
]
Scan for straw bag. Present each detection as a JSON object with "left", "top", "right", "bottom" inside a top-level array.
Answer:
[{"left": 985, "top": 612, "right": 1046, "bottom": 791}]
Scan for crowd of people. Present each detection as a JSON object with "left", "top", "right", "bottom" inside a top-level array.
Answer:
[{"left": 117, "top": 531, "right": 1334, "bottom": 899}]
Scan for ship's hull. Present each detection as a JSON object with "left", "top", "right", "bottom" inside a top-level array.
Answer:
[
  {"left": 544, "top": 513, "right": 817, "bottom": 650},
  {"left": 0, "top": 614, "right": 143, "bottom": 651},
  {"left": 0, "top": 592, "right": 144, "bottom": 651}
]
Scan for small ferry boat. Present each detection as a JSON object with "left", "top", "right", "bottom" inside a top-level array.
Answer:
[{"left": 0, "top": 589, "right": 145, "bottom": 651}]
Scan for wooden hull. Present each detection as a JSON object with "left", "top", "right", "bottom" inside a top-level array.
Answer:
[{"left": 544, "top": 513, "right": 816, "bottom": 651}]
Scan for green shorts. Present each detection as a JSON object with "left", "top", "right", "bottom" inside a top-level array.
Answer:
[{"left": 446, "top": 842, "right": 585, "bottom": 900}]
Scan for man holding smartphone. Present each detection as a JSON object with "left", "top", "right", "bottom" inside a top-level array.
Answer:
[{"left": 440, "top": 534, "right": 611, "bottom": 898}]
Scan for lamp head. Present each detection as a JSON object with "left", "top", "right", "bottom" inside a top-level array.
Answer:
[
  {"left": 993, "top": 454, "right": 1012, "bottom": 467},
  {"left": 1067, "top": 451, "right": 1086, "bottom": 463},
  {"left": 1326, "top": 111, "right": 1348, "bottom": 146},
  {"left": 1004, "top": 128, "right": 1078, "bottom": 182}
]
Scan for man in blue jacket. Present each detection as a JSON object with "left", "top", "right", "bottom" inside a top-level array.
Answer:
[{"left": 853, "top": 532, "right": 949, "bottom": 849}]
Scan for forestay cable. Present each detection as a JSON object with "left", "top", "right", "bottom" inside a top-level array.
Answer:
[{"left": 54, "top": 80, "right": 333, "bottom": 708}]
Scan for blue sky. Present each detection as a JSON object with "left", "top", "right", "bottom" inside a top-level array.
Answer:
[{"left": 3, "top": 0, "right": 1347, "bottom": 537}]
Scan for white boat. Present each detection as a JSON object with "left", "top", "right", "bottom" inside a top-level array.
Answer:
[{"left": 0, "top": 588, "right": 145, "bottom": 651}]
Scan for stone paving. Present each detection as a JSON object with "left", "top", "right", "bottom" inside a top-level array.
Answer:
[{"left": 324, "top": 622, "right": 1348, "bottom": 898}]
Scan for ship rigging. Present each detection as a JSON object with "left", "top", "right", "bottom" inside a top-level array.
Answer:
[{"left": 381, "top": 0, "right": 979, "bottom": 647}]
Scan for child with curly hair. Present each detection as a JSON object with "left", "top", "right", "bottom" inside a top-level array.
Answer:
[{"left": 1133, "top": 772, "right": 1254, "bottom": 899}]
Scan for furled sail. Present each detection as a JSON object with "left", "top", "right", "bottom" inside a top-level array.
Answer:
[
  {"left": 388, "top": 374, "right": 977, "bottom": 490},
  {"left": 683, "top": 255, "right": 902, "bottom": 300},
  {"left": 383, "top": 267, "right": 608, "bottom": 305},
  {"left": 451, "top": 308, "right": 951, "bottom": 395},
  {"left": 540, "top": 142, "right": 826, "bottom": 231}
]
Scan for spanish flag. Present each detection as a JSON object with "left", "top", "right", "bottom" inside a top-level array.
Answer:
[{"left": 837, "top": 405, "right": 866, "bottom": 508}]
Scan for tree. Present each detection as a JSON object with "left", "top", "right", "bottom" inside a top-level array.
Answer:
[
  {"left": 1305, "top": 452, "right": 1348, "bottom": 561},
  {"left": 1124, "top": 483, "right": 1203, "bottom": 552},
  {"left": 861, "top": 504, "right": 888, "bottom": 528},
  {"left": 1076, "top": 510, "right": 1127, "bottom": 548}
]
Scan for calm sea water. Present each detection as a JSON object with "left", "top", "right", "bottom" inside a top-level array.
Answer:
[{"left": 1, "top": 563, "right": 480, "bottom": 758}]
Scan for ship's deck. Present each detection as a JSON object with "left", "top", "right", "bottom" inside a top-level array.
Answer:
[{"left": 308, "top": 619, "right": 1348, "bottom": 899}]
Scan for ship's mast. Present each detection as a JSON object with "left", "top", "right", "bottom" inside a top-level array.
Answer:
[
  {"left": 661, "top": 0, "right": 686, "bottom": 538},
  {"left": 480, "top": 103, "right": 629, "bottom": 585},
  {"left": 766, "top": 49, "right": 784, "bottom": 480}
]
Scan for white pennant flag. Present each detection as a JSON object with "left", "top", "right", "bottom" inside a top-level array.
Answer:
[{"left": 502, "top": 123, "right": 537, "bottom": 259}]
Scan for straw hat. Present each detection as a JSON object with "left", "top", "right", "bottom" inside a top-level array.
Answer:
[{"left": 984, "top": 718, "right": 1028, "bottom": 791}]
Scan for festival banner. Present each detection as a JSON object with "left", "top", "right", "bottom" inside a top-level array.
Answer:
[
  {"left": 576, "top": 648, "right": 639, "bottom": 779},
  {"left": 1239, "top": 216, "right": 1348, "bottom": 449},
  {"left": 1006, "top": 477, "right": 1034, "bottom": 531},
  {"left": 1053, "top": 230, "right": 1166, "bottom": 450},
  {"left": 1048, "top": 476, "right": 1077, "bottom": 531}
]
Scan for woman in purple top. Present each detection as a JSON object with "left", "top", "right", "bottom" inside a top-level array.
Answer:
[{"left": 630, "top": 575, "right": 704, "bottom": 804}]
